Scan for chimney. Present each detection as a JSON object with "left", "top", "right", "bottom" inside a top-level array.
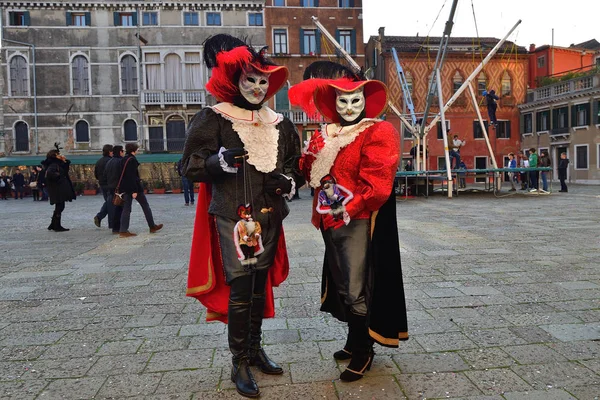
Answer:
[
  {"left": 529, "top": 43, "right": 536, "bottom": 52},
  {"left": 378, "top": 27, "right": 385, "bottom": 41}
]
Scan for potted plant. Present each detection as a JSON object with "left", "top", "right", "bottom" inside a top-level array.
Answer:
[
  {"left": 74, "top": 182, "right": 85, "bottom": 195},
  {"left": 83, "top": 180, "right": 97, "bottom": 195},
  {"left": 153, "top": 180, "right": 166, "bottom": 194}
]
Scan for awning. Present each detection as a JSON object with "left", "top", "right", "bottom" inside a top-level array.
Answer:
[{"left": 0, "top": 153, "right": 182, "bottom": 167}]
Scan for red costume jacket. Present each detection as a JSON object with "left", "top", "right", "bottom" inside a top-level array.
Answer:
[{"left": 307, "top": 119, "right": 400, "bottom": 229}]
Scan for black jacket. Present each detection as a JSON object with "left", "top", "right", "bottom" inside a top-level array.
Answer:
[
  {"left": 41, "top": 157, "right": 76, "bottom": 205},
  {"left": 12, "top": 173, "right": 25, "bottom": 187},
  {"left": 94, "top": 155, "right": 112, "bottom": 188},
  {"left": 104, "top": 155, "right": 124, "bottom": 190},
  {"left": 119, "top": 154, "right": 143, "bottom": 194},
  {"left": 558, "top": 158, "right": 569, "bottom": 180},
  {"left": 486, "top": 92, "right": 499, "bottom": 107}
]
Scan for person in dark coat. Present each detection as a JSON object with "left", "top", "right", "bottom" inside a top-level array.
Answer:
[
  {"left": 12, "top": 169, "right": 25, "bottom": 199},
  {"left": 94, "top": 144, "right": 113, "bottom": 228},
  {"left": 119, "top": 143, "right": 163, "bottom": 237},
  {"left": 0, "top": 171, "right": 10, "bottom": 200},
  {"left": 485, "top": 89, "right": 500, "bottom": 126},
  {"left": 558, "top": 152, "right": 570, "bottom": 192},
  {"left": 41, "top": 145, "right": 76, "bottom": 232},
  {"left": 104, "top": 145, "right": 125, "bottom": 234},
  {"left": 29, "top": 167, "right": 40, "bottom": 201},
  {"left": 37, "top": 165, "right": 48, "bottom": 201},
  {"left": 176, "top": 158, "right": 195, "bottom": 206}
]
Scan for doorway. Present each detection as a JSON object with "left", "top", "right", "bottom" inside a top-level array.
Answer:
[
  {"left": 475, "top": 156, "right": 487, "bottom": 182},
  {"left": 149, "top": 127, "right": 164, "bottom": 153},
  {"left": 166, "top": 116, "right": 186, "bottom": 151}
]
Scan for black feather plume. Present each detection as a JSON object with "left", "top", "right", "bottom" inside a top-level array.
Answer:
[
  {"left": 54, "top": 142, "right": 63, "bottom": 153},
  {"left": 302, "top": 61, "right": 365, "bottom": 81},
  {"left": 202, "top": 34, "right": 249, "bottom": 69}
]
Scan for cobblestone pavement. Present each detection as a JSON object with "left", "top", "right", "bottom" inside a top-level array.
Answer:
[{"left": 0, "top": 185, "right": 599, "bottom": 400}]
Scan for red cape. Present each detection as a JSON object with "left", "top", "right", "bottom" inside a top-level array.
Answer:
[{"left": 186, "top": 183, "right": 289, "bottom": 323}]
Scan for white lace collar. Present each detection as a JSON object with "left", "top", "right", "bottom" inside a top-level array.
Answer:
[
  {"left": 309, "top": 119, "right": 380, "bottom": 188},
  {"left": 211, "top": 103, "right": 283, "bottom": 126},
  {"left": 211, "top": 103, "right": 282, "bottom": 174}
]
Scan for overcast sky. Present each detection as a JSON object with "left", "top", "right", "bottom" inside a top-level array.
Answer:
[{"left": 363, "top": 0, "right": 598, "bottom": 49}]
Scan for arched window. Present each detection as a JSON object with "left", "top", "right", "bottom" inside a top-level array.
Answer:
[
  {"left": 71, "top": 55, "right": 90, "bottom": 95},
  {"left": 9, "top": 55, "right": 29, "bottom": 96},
  {"left": 124, "top": 119, "right": 138, "bottom": 141},
  {"left": 120, "top": 55, "right": 138, "bottom": 95},
  {"left": 452, "top": 71, "right": 463, "bottom": 94},
  {"left": 501, "top": 70, "right": 512, "bottom": 96},
  {"left": 75, "top": 120, "right": 90, "bottom": 143},
  {"left": 275, "top": 82, "right": 290, "bottom": 111},
  {"left": 477, "top": 71, "right": 487, "bottom": 96},
  {"left": 14, "top": 121, "right": 29, "bottom": 152},
  {"left": 164, "top": 54, "right": 182, "bottom": 90},
  {"left": 405, "top": 71, "right": 413, "bottom": 95}
]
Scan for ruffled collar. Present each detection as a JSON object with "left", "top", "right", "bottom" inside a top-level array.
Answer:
[{"left": 211, "top": 103, "right": 283, "bottom": 126}]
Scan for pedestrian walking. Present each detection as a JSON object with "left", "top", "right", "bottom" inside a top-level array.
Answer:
[
  {"left": 539, "top": 150, "right": 551, "bottom": 193},
  {"left": 558, "top": 152, "right": 570, "bottom": 192},
  {"left": 176, "top": 158, "right": 194, "bottom": 206},
  {"left": 0, "top": 171, "right": 10, "bottom": 200},
  {"left": 41, "top": 144, "right": 76, "bottom": 232},
  {"left": 529, "top": 148, "right": 539, "bottom": 191},
  {"left": 118, "top": 143, "right": 163, "bottom": 237},
  {"left": 12, "top": 169, "right": 25, "bottom": 199},
  {"left": 94, "top": 144, "right": 113, "bottom": 228},
  {"left": 29, "top": 167, "right": 40, "bottom": 201},
  {"left": 37, "top": 165, "right": 48, "bottom": 201},
  {"left": 104, "top": 145, "right": 124, "bottom": 234},
  {"left": 182, "top": 34, "right": 304, "bottom": 398}
]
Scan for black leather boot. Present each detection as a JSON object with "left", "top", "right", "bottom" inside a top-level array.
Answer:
[
  {"left": 333, "top": 328, "right": 354, "bottom": 360},
  {"left": 248, "top": 293, "right": 283, "bottom": 375},
  {"left": 48, "top": 210, "right": 57, "bottom": 231},
  {"left": 228, "top": 278, "right": 259, "bottom": 398},
  {"left": 53, "top": 213, "right": 70, "bottom": 232},
  {"left": 340, "top": 313, "right": 374, "bottom": 382}
]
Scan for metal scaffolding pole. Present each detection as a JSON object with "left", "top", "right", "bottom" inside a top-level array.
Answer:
[{"left": 436, "top": 69, "right": 453, "bottom": 197}]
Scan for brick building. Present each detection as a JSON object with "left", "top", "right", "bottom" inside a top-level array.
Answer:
[
  {"left": 528, "top": 40, "right": 600, "bottom": 89},
  {"left": 366, "top": 29, "right": 528, "bottom": 173},
  {"left": 264, "top": 0, "right": 364, "bottom": 142}
]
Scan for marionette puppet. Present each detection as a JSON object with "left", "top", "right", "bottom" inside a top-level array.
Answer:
[
  {"left": 289, "top": 61, "right": 408, "bottom": 382},
  {"left": 181, "top": 34, "right": 304, "bottom": 398}
]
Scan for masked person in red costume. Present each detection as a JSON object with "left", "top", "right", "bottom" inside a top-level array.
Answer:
[
  {"left": 181, "top": 34, "right": 304, "bottom": 398},
  {"left": 290, "top": 62, "right": 408, "bottom": 382}
]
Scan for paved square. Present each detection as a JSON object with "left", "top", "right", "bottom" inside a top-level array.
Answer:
[{"left": 0, "top": 185, "right": 599, "bottom": 399}]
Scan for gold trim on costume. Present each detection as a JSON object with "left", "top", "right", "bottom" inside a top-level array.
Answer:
[
  {"left": 369, "top": 328, "right": 409, "bottom": 346},
  {"left": 321, "top": 276, "right": 328, "bottom": 304},
  {"left": 370, "top": 210, "right": 379, "bottom": 238},
  {"left": 206, "top": 311, "right": 224, "bottom": 320},
  {"left": 185, "top": 258, "right": 213, "bottom": 295}
]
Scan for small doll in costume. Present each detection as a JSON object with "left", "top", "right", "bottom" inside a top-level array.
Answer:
[
  {"left": 234, "top": 204, "right": 264, "bottom": 267},
  {"left": 316, "top": 174, "right": 352, "bottom": 223}
]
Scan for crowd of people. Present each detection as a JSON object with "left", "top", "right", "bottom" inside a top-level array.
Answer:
[{"left": 0, "top": 166, "right": 48, "bottom": 201}]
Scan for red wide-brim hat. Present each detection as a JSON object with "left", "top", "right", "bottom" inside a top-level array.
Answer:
[
  {"left": 205, "top": 46, "right": 289, "bottom": 104},
  {"left": 314, "top": 79, "right": 388, "bottom": 123}
]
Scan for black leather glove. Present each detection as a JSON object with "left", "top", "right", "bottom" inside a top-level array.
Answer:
[
  {"left": 264, "top": 173, "right": 293, "bottom": 196},
  {"left": 221, "top": 148, "right": 247, "bottom": 169}
]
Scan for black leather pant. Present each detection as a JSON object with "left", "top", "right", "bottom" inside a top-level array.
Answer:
[{"left": 228, "top": 269, "right": 269, "bottom": 361}]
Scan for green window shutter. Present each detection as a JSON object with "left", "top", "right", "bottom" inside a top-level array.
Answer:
[
  {"left": 571, "top": 105, "right": 576, "bottom": 127},
  {"left": 349, "top": 0, "right": 355, "bottom": 6},
  {"left": 350, "top": 29, "right": 357, "bottom": 54},
  {"left": 9, "top": 12, "right": 15, "bottom": 26},
  {"left": 593, "top": 100, "right": 600, "bottom": 125},
  {"left": 299, "top": 29, "right": 305, "bottom": 54},
  {"left": 66, "top": 12, "right": 72, "bottom": 26},
  {"left": 314, "top": 0, "right": 319, "bottom": 6},
  {"left": 24, "top": 11, "right": 30, "bottom": 26},
  {"left": 335, "top": 29, "right": 340, "bottom": 43},
  {"left": 506, "top": 120, "right": 511, "bottom": 138},
  {"left": 114, "top": 12, "right": 120, "bottom": 26},
  {"left": 519, "top": 114, "right": 524, "bottom": 134},
  {"left": 132, "top": 11, "right": 138, "bottom": 26},
  {"left": 316, "top": 30, "right": 321, "bottom": 54},
  {"left": 85, "top": 12, "right": 91, "bottom": 26},
  {"left": 584, "top": 102, "right": 590, "bottom": 125},
  {"left": 472, "top": 121, "right": 478, "bottom": 138}
]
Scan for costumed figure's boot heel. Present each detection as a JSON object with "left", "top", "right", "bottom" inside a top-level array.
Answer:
[
  {"left": 340, "top": 350, "right": 374, "bottom": 382},
  {"left": 231, "top": 357, "right": 260, "bottom": 398},
  {"left": 248, "top": 291, "right": 284, "bottom": 375},
  {"left": 340, "top": 312, "right": 373, "bottom": 382}
]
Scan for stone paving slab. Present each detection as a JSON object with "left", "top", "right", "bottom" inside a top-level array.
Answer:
[{"left": 1, "top": 185, "right": 599, "bottom": 398}]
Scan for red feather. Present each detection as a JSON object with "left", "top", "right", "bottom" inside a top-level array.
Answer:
[{"left": 206, "top": 47, "right": 254, "bottom": 103}]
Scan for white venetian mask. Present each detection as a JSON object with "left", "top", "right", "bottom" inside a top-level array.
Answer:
[
  {"left": 335, "top": 88, "right": 365, "bottom": 123},
  {"left": 239, "top": 69, "right": 269, "bottom": 105}
]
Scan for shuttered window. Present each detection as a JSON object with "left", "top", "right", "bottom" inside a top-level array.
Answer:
[
  {"left": 124, "top": 120, "right": 138, "bottom": 141},
  {"left": 71, "top": 55, "right": 90, "bottom": 95},
  {"left": 14, "top": 121, "right": 29, "bottom": 152},
  {"left": 120, "top": 55, "right": 138, "bottom": 95},
  {"left": 9, "top": 55, "right": 28, "bottom": 96}
]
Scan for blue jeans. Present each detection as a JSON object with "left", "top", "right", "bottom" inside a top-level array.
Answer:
[
  {"left": 541, "top": 172, "right": 548, "bottom": 191},
  {"left": 96, "top": 187, "right": 110, "bottom": 228},
  {"left": 182, "top": 177, "right": 195, "bottom": 204},
  {"left": 120, "top": 192, "right": 156, "bottom": 233},
  {"left": 449, "top": 150, "right": 460, "bottom": 169}
]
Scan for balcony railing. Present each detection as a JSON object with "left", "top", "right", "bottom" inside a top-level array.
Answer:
[
  {"left": 529, "top": 74, "right": 599, "bottom": 102},
  {"left": 550, "top": 126, "right": 570, "bottom": 135},
  {"left": 276, "top": 110, "right": 324, "bottom": 125},
  {"left": 142, "top": 90, "right": 206, "bottom": 107}
]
